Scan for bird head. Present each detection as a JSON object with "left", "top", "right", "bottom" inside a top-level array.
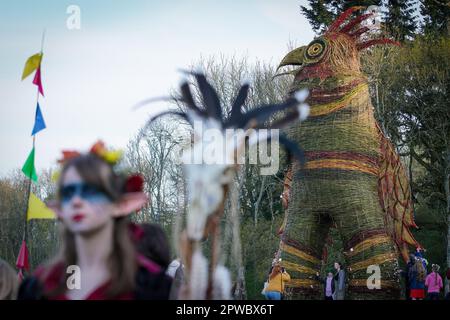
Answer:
[{"left": 276, "top": 6, "right": 399, "bottom": 88}]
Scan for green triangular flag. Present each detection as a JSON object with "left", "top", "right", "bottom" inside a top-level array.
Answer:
[{"left": 22, "top": 148, "right": 38, "bottom": 183}]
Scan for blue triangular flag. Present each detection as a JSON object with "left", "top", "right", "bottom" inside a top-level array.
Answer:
[{"left": 31, "top": 103, "right": 46, "bottom": 136}]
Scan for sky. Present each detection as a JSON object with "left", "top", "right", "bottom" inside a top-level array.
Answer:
[{"left": 0, "top": 0, "right": 315, "bottom": 177}]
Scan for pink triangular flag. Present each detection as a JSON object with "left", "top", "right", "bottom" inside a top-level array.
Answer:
[
  {"left": 32, "top": 66, "right": 44, "bottom": 97},
  {"left": 18, "top": 269, "right": 24, "bottom": 282},
  {"left": 16, "top": 240, "right": 30, "bottom": 271}
]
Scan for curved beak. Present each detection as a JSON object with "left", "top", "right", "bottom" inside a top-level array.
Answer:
[{"left": 274, "top": 46, "right": 306, "bottom": 78}]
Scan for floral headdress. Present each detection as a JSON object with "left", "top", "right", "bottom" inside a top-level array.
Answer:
[
  {"left": 57, "top": 140, "right": 123, "bottom": 166},
  {"left": 53, "top": 140, "right": 144, "bottom": 193}
]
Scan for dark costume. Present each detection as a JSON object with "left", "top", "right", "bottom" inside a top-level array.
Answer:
[{"left": 18, "top": 255, "right": 171, "bottom": 300}]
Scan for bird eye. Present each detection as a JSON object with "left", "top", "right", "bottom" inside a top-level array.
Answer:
[{"left": 305, "top": 38, "right": 327, "bottom": 61}]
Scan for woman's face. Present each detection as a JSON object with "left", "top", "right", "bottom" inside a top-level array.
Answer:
[{"left": 59, "top": 166, "right": 115, "bottom": 235}]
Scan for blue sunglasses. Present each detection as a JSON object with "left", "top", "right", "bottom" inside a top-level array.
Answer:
[{"left": 60, "top": 182, "right": 112, "bottom": 204}]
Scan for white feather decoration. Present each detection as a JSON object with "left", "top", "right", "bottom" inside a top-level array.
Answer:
[{"left": 213, "top": 265, "right": 232, "bottom": 300}]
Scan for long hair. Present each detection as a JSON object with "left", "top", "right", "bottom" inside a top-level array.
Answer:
[
  {"left": 0, "top": 258, "right": 18, "bottom": 300},
  {"left": 43, "top": 154, "right": 137, "bottom": 298}
]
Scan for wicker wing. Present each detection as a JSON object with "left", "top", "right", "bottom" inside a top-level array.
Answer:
[{"left": 377, "top": 127, "right": 421, "bottom": 262}]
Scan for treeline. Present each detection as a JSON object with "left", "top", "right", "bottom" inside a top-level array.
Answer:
[{"left": 0, "top": 1, "right": 448, "bottom": 299}]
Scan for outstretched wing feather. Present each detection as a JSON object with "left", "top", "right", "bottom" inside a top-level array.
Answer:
[{"left": 377, "top": 127, "right": 421, "bottom": 262}]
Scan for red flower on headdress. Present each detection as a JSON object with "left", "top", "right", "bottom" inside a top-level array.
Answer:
[{"left": 125, "top": 174, "right": 145, "bottom": 193}]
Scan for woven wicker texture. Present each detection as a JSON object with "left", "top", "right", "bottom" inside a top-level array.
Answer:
[{"left": 274, "top": 7, "right": 420, "bottom": 300}]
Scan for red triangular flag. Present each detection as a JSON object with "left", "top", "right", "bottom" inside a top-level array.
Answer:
[
  {"left": 17, "top": 269, "right": 24, "bottom": 282},
  {"left": 16, "top": 240, "right": 30, "bottom": 271},
  {"left": 32, "top": 66, "right": 44, "bottom": 97}
]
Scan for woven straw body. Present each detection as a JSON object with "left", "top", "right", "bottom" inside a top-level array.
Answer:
[{"left": 279, "top": 73, "right": 401, "bottom": 300}]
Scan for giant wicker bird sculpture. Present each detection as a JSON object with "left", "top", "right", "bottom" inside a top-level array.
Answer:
[{"left": 275, "top": 6, "right": 421, "bottom": 299}]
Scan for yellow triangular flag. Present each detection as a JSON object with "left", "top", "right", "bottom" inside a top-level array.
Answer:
[
  {"left": 22, "top": 53, "right": 43, "bottom": 80},
  {"left": 27, "top": 192, "right": 56, "bottom": 221}
]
